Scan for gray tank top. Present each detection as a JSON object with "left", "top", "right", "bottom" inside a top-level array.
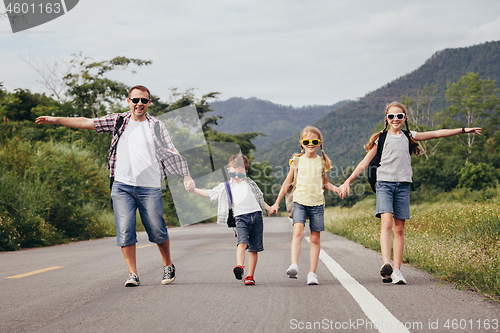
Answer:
[{"left": 375, "top": 131, "right": 417, "bottom": 183}]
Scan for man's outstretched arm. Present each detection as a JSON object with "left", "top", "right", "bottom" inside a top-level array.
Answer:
[{"left": 36, "top": 116, "right": 96, "bottom": 131}]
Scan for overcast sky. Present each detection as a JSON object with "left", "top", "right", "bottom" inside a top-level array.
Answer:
[{"left": 1, "top": 0, "right": 500, "bottom": 107}]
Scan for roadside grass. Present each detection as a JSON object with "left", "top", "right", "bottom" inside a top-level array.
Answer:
[{"left": 325, "top": 191, "right": 500, "bottom": 300}]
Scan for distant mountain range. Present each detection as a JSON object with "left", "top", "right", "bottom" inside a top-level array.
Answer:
[
  {"left": 208, "top": 97, "right": 350, "bottom": 148},
  {"left": 210, "top": 41, "right": 500, "bottom": 169}
]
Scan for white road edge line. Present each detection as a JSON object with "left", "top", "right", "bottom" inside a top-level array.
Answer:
[{"left": 305, "top": 237, "right": 410, "bottom": 333}]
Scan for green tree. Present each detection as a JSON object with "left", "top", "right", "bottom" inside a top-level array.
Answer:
[
  {"left": 458, "top": 162, "right": 498, "bottom": 191},
  {"left": 402, "top": 84, "right": 440, "bottom": 158},
  {"left": 64, "top": 53, "right": 151, "bottom": 118},
  {"left": 443, "top": 73, "right": 500, "bottom": 153},
  {"left": 0, "top": 88, "right": 52, "bottom": 122}
]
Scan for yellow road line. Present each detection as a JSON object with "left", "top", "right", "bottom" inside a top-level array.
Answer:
[
  {"left": 5, "top": 266, "right": 64, "bottom": 279},
  {"left": 137, "top": 244, "right": 154, "bottom": 249}
]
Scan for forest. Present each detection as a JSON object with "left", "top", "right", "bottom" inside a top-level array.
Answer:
[
  {"left": 1, "top": 51, "right": 499, "bottom": 251},
  {"left": 0, "top": 54, "right": 274, "bottom": 251}
]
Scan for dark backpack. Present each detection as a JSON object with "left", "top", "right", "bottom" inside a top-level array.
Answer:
[
  {"left": 224, "top": 181, "right": 237, "bottom": 237},
  {"left": 109, "top": 115, "right": 166, "bottom": 190},
  {"left": 367, "top": 130, "right": 412, "bottom": 193}
]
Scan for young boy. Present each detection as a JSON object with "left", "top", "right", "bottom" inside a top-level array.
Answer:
[{"left": 192, "top": 154, "right": 274, "bottom": 285}]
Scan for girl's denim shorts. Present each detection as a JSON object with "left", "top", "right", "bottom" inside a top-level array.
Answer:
[
  {"left": 292, "top": 202, "right": 325, "bottom": 232},
  {"left": 375, "top": 181, "right": 411, "bottom": 220}
]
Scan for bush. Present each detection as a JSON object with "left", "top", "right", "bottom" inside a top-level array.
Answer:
[
  {"left": 0, "top": 139, "right": 114, "bottom": 250},
  {"left": 458, "top": 162, "right": 498, "bottom": 191}
]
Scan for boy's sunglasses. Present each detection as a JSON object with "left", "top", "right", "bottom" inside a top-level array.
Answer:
[
  {"left": 129, "top": 98, "right": 150, "bottom": 104},
  {"left": 386, "top": 113, "right": 405, "bottom": 120},
  {"left": 228, "top": 172, "right": 246, "bottom": 179},
  {"left": 301, "top": 139, "right": 321, "bottom": 146}
]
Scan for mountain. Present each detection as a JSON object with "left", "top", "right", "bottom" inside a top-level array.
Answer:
[
  {"left": 208, "top": 97, "right": 350, "bottom": 148},
  {"left": 257, "top": 41, "right": 500, "bottom": 170}
]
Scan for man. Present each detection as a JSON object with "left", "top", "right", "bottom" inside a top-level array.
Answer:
[{"left": 36, "top": 85, "right": 195, "bottom": 287}]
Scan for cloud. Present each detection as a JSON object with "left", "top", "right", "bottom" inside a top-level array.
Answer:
[{"left": 1, "top": 0, "right": 500, "bottom": 106}]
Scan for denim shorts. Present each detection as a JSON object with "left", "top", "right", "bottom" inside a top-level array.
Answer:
[
  {"left": 292, "top": 202, "right": 325, "bottom": 232},
  {"left": 111, "top": 181, "right": 169, "bottom": 247},
  {"left": 236, "top": 211, "right": 264, "bottom": 253},
  {"left": 375, "top": 181, "right": 411, "bottom": 220}
]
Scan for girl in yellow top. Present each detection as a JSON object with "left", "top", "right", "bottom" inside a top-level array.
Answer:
[{"left": 272, "top": 126, "right": 339, "bottom": 285}]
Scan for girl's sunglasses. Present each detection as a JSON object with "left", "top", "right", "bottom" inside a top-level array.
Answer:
[
  {"left": 301, "top": 139, "right": 321, "bottom": 146},
  {"left": 130, "top": 98, "right": 150, "bottom": 104},
  {"left": 228, "top": 171, "right": 246, "bottom": 179},
  {"left": 386, "top": 113, "right": 405, "bottom": 120}
]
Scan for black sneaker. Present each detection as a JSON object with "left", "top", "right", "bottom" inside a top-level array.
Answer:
[
  {"left": 380, "top": 262, "right": 393, "bottom": 283},
  {"left": 125, "top": 273, "right": 140, "bottom": 287},
  {"left": 162, "top": 264, "right": 175, "bottom": 284}
]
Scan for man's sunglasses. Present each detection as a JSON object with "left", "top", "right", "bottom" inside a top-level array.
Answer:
[
  {"left": 228, "top": 171, "right": 246, "bottom": 179},
  {"left": 386, "top": 113, "right": 405, "bottom": 120},
  {"left": 129, "top": 98, "right": 150, "bottom": 104},
  {"left": 301, "top": 139, "right": 321, "bottom": 146}
]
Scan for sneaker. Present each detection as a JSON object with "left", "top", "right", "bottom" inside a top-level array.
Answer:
[
  {"left": 243, "top": 276, "right": 255, "bottom": 285},
  {"left": 380, "top": 262, "right": 393, "bottom": 283},
  {"left": 391, "top": 268, "right": 407, "bottom": 285},
  {"left": 233, "top": 265, "right": 244, "bottom": 280},
  {"left": 307, "top": 272, "right": 319, "bottom": 285},
  {"left": 286, "top": 263, "right": 298, "bottom": 279},
  {"left": 161, "top": 264, "right": 175, "bottom": 285},
  {"left": 125, "top": 273, "right": 140, "bottom": 287}
]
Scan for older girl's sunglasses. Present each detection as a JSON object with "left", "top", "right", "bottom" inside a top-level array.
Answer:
[
  {"left": 228, "top": 172, "right": 246, "bottom": 179},
  {"left": 301, "top": 139, "right": 321, "bottom": 146},
  {"left": 386, "top": 113, "right": 405, "bottom": 120},
  {"left": 130, "top": 98, "right": 150, "bottom": 104}
]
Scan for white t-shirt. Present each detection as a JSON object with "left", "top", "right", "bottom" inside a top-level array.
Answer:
[
  {"left": 375, "top": 131, "right": 417, "bottom": 183},
  {"left": 231, "top": 180, "right": 262, "bottom": 217},
  {"left": 115, "top": 119, "right": 162, "bottom": 187}
]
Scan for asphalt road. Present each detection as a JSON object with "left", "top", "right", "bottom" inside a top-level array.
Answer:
[{"left": 1, "top": 217, "right": 499, "bottom": 333}]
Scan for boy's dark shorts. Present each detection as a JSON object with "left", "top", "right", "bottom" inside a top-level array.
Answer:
[{"left": 235, "top": 211, "right": 264, "bottom": 252}]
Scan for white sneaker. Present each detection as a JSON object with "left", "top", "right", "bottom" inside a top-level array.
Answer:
[
  {"left": 307, "top": 272, "right": 319, "bottom": 285},
  {"left": 286, "top": 263, "right": 298, "bottom": 278},
  {"left": 391, "top": 268, "right": 407, "bottom": 285}
]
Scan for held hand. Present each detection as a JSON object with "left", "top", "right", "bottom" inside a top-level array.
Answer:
[
  {"left": 35, "top": 116, "right": 57, "bottom": 125},
  {"left": 338, "top": 182, "right": 350, "bottom": 199},
  {"left": 270, "top": 204, "right": 279, "bottom": 215},
  {"left": 266, "top": 206, "right": 274, "bottom": 216},
  {"left": 183, "top": 176, "right": 195, "bottom": 192}
]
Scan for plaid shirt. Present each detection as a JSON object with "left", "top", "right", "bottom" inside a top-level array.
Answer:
[
  {"left": 93, "top": 111, "right": 190, "bottom": 179},
  {"left": 207, "top": 178, "right": 266, "bottom": 225}
]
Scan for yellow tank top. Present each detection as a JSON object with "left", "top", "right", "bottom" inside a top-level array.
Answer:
[{"left": 292, "top": 155, "right": 325, "bottom": 206}]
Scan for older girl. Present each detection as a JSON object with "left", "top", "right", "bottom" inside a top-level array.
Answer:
[{"left": 339, "top": 102, "right": 481, "bottom": 284}]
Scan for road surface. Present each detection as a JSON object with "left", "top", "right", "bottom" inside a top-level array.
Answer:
[{"left": 1, "top": 217, "right": 499, "bottom": 332}]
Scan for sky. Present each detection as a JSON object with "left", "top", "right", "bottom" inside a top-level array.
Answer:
[{"left": 1, "top": 0, "right": 500, "bottom": 107}]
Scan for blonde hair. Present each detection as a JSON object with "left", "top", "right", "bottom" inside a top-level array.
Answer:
[
  {"left": 365, "top": 102, "right": 421, "bottom": 156},
  {"left": 292, "top": 126, "right": 332, "bottom": 170}
]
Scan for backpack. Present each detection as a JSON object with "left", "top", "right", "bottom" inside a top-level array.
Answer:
[
  {"left": 109, "top": 115, "right": 166, "bottom": 190},
  {"left": 284, "top": 156, "right": 326, "bottom": 219},
  {"left": 367, "top": 130, "right": 412, "bottom": 193},
  {"left": 224, "top": 181, "right": 236, "bottom": 228},
  {"left": 224, "top": 181, "right": 237, "bottom": 237}
]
